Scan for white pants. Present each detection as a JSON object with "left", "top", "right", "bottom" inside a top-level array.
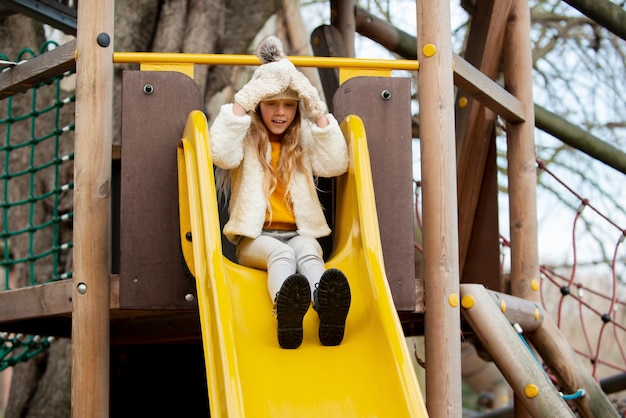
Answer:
[{"left": 236, "top": 230, "right": 325, "bottom": 301}]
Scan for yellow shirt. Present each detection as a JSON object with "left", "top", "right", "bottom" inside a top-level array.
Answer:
[{"left": 264, "top": 140, "right": 296, "bottom": 230}]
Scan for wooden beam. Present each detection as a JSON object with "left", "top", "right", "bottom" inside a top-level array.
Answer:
[
  {"left": 0, "top": 0, "right": 77, "bottom": 35},
  {"left": 535, "top": 104, "right": 626, "bottom": 175},
  {"left": 71, "top": 0, "right": 113, "bottom": 415},
  {"left": 503, "top": 0, "right": 540, "bottom": 301},
  {"left": 0, "top": 280, "right": 72, "bottom": 322},
  {"left": 330, "top": 0, "right": 355, "bottom": 57},
  {"left": 503, "top": 2, "right": 541, "bottom": 415},
  {"left": 562, "top": 0, "right": 626, "bottom": 41},
  {"left": 483, "top": 288, "right": 544, "bottom": 332},
  {"left": 460, "top": 284, "right": 575, "bottom": 417},
  {"left": 0, "top": 38, "right": 75, "bottom": 100},
  {"left": 453, "top": 54, "right": 524, "bottom": 123},
  {"left": 416, "top": 0, "right": 463, "bottom": 415}
]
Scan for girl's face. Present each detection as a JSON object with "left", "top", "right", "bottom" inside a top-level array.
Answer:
[{"left": 258, "top": 99, "right": 298, "bottom": 139}]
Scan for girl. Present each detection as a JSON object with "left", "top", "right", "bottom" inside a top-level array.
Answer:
[{"left": 209, "top": 36, "right": 351, "bottom": 349}]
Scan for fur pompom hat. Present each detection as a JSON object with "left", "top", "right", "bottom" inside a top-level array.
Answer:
[
  {"left": 234, "top": 35, "right": 328, "bottom": 119},
  {"left": 234, "top": 36, "right": 298, "bottom": 111},
  {"left": 254, "top": 36, "right": 299, "bottom": 102}
]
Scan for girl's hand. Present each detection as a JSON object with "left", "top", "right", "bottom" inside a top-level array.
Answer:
[
  {"left": 289, "top": 70, "right": 327, "bottom": 121},
  {"left": 315, "top": 115, "right": 329, "bottom": 128},
  {"left": 233, "top": 102, "right": 247, "bottom": 116}
]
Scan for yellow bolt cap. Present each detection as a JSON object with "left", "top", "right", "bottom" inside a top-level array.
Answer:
[
  {"left": 423, "top": 43, "right": 437, "bottom": 57},
  {"left": 525, "top": 384, "right": 539, "bottom": 398},
  {"left": 531, "top": 278, "right": 540, "bottom": 291},
  {"left": 461, "top": 295, "right": 474, "bottom": 309}
]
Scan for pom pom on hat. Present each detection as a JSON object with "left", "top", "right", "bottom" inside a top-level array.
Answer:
[{"left": 256, "top": 35, "right": 286, "bottom": 64}]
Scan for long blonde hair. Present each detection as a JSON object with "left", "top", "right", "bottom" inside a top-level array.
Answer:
[{"left": 215, "top": 106, "right": 308, "bottom": 214}]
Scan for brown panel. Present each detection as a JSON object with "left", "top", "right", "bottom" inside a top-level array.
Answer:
[
  {"left": 119, "top": 71, "right": 202, "bottom": 309},
  {"left": 333, "top": 77, "right": 416, "bottom": 311}
]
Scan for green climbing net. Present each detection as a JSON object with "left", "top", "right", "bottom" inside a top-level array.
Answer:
[
  {"left": 0, "top": 333, "right": 54, "bottom": 372},
  {"left": 1, "top": 41, "right": 75, "bottom": 368}
]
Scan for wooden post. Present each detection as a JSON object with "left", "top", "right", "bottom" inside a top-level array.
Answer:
[
  {"left": 72, "top": 0, "right": 114, "bottom": 415},
  {"left": 416, "top": 1, "right": 462, "bottom": 416},
  {"left": 330, "top": 0, "right": 355, "bottom": 57},
  {"left": 460, "top": 284, "right": 575, "bottom": 417},
  {"left": 503, "top": 1, "right": 540, "bottom": 415},
  {"left": 504, "top": 1, "right": 539, "bottom": 300}
]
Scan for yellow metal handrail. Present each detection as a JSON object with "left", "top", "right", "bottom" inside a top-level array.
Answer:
[{"left": 113, "top": 52, "right": 419, "bottom": 71}]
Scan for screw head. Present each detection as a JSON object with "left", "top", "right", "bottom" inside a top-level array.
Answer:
[{"left": 96, "top": 33, "right": 111, "bottom": 48}]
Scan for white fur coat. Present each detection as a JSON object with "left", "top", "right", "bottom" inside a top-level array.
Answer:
[{"left": 209, "top": 103, "right": 349, "bottom": 243}]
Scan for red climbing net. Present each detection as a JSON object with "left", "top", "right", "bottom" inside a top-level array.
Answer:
[{"left": 532, "top": 160, "right": 626, "bottom": 382}]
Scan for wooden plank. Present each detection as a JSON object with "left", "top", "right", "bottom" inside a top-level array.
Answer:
[
  {"left": 453, "top": 54, "right": 524, "bottom": 123},
  {"left": 333, "top": 77, "right": 416, "bottom": 311},
  {"left": 0, "top": 38, "right": 75, "bottom": 100},
  {"left": 0, "top": 279, "right": 72, "bottom": 322},
  {"left": 119, "top": 70, "right": 201, "bottom": 310},
  {"left": 71, "top": 0, "right": 113, "bottom": 414}
]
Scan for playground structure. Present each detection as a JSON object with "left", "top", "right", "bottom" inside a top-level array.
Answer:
[{"left": 1, "top": 0, "right": 625, "bottom": 417}]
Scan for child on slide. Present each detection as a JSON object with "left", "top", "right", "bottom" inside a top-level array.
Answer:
[{"left": 209, "top": 35, "right": 351, "bottom": 349}]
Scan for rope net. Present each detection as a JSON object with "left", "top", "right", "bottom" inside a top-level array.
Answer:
[
  {"left": 533, "top": 160, "right": 626, "bottom": 380},
  {"left": 0, "top": 42, "right": 75, "bottom": 369}
]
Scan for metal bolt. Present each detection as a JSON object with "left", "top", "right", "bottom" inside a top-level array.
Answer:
[
  {"left": 381, "top": 90, "right": 392, "bottom": 100},
  {"left": 96, "top": 33, "right": 110, "bottom": 48},
  {"left": 185, "top": 293, "right": 194, "bottom": 302},
  {"left": 143, "top": 84, "right": 154, "bottom": 95},
  {"left": 77, "top": 282, "right": 87, "bottom": 294}
]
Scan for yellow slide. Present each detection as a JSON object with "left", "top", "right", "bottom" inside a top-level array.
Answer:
[{"left": 177, "top": 110, "right": 428, "bottom": 417}]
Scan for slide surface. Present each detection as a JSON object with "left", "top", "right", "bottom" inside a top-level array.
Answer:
[{"left": 177, "top": 110, "right": 428, "bottom": 417}]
